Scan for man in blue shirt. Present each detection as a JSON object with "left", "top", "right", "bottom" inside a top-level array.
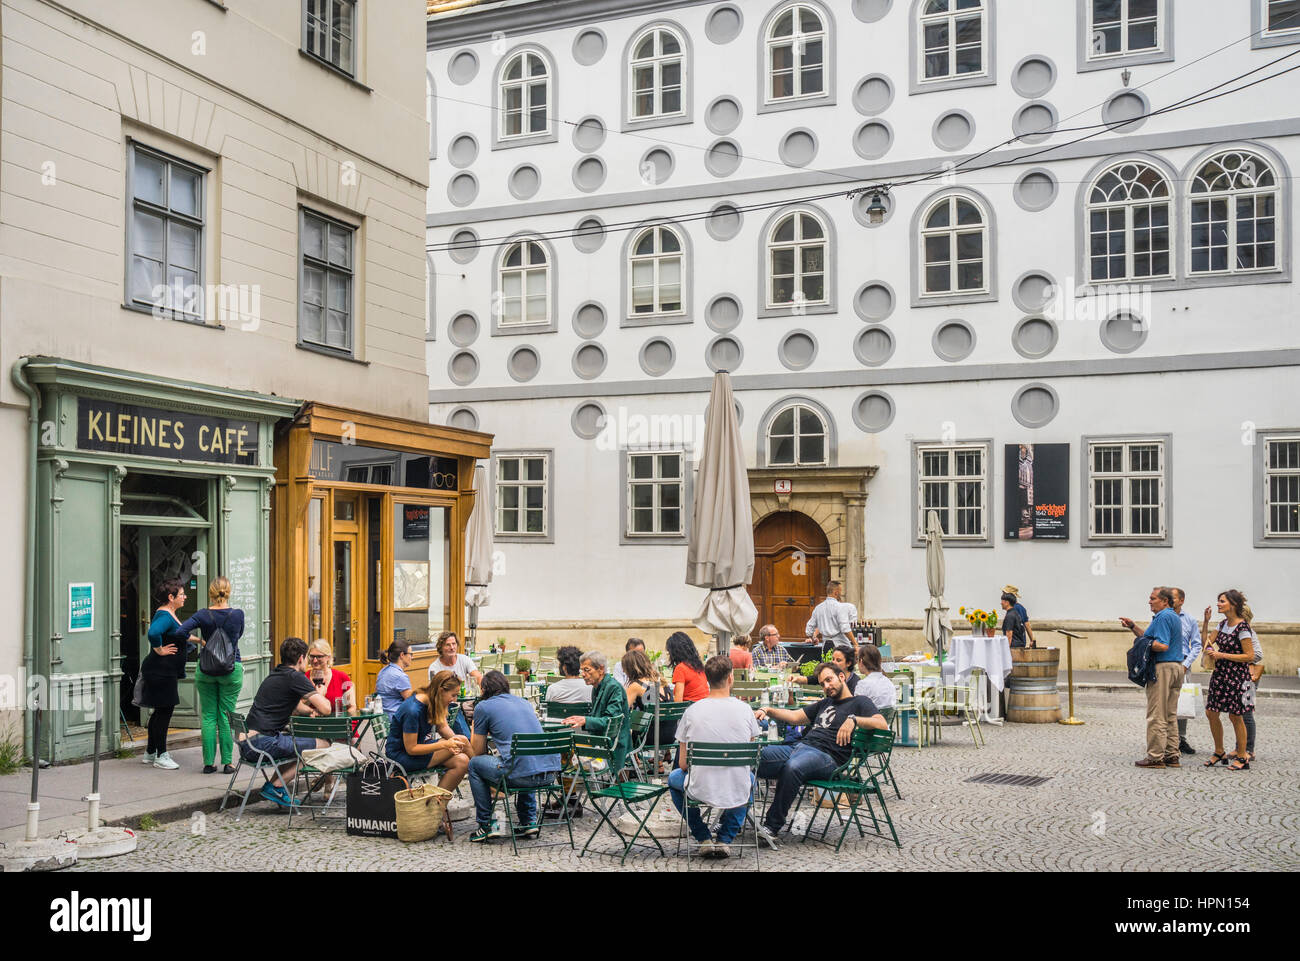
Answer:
[
  {"left": 466, "top": 670, "right": 561, "bottom": 843},
  {"left": 1120, "top": 586, "right": 1184, "bottom": 768},
  {"left": 1172, "top": 587, "right": 1202, "bottom": 755}
]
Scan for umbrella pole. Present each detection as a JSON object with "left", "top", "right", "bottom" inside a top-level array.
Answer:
[
  {"left": 717, "top": 629, "right": 730, "bottom": 659},
  {"left": 467, "top": 604, "right": 479, "bottom": 654}
]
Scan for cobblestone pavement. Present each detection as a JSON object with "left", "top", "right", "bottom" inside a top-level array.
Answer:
[{"left": 72, "top": 692, "right": 1300, "bottom": 872}]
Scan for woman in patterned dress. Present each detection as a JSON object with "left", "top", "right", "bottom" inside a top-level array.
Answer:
[{"left": 1200, "top": 589, "right": 1255, "bottom": 772}]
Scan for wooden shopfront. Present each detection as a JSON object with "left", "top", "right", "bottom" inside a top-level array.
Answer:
[{"left": 273, "top": 404, "right": 492, "bottom": 698}]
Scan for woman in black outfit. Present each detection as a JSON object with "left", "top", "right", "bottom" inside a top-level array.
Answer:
[{"left": 140, "top": 578, "right": 198, "bottom": 770}]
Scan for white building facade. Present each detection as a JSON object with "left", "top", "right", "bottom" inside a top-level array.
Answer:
[{"left": 426, "top": 0, "right": 1300, "bottom": 668}]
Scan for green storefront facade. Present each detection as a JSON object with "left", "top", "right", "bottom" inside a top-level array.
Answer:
[{"left": 20, "top": 358, "right": 301, "bottom": 762}]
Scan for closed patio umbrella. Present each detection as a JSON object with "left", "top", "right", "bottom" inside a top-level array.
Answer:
[
  {"left": 464, "top": 464, "right": 493, "bottom": 654},
  {"left": 686, "top": 370, "right": 757, "bottom": 654},
  {"left": 923, "top": 509, "right": 952, "bottom": 661}
]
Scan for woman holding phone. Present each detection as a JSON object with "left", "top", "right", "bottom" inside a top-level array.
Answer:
[{"left": 1200, "top": 589, "right": 1255, "bottom": 771}]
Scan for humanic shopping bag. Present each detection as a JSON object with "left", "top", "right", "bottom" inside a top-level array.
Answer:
[
  {"left": 346, "top": 757, "right": 407, "bottom": 839},
  {"left": 1176, "top": 683, "right": 1204, "bottom": 719}
]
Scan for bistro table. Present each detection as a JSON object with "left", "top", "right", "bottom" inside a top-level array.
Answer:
[{"left": 948, "top": 634, "right": 1014, "bottom": 725}]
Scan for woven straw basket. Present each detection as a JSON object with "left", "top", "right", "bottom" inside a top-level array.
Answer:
[{"left": 394, "top": 783, "right": 453, "bottom": 842}]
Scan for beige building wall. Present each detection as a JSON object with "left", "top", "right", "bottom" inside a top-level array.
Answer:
[{"left": 0, "top": 0, "right": 431, "bottom": 746}]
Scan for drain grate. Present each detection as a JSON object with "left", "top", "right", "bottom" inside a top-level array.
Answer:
[{"left": 965, "top": 772, "right": 1052, "bottom": 787}]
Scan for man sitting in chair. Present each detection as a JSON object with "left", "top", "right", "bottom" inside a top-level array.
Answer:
[
  {"left": 669, "top": 654, "right": 760, "bottom": 860},
  {"left": 237, "top": 636, "right": 332, "bottom": 809},
  {"left": 753, "top": 661, "right": 887, "bottom": 849},
  {"left": 467, "top": 670, "right": 561, "bottom": 843},
  {"left": 562, "top": 651, "right": 631, "bottom": 776}
]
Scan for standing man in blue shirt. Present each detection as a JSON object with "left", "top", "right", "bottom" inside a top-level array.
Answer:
[
  {"left": 1171, "top": 587, "right": 1202, "bottom": 756},
  {"left": 1120, "top": 586, "right": 1185, "bottom": 769}
]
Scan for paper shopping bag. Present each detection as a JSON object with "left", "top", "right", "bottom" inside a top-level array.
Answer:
[{"left": 1177, "top": 683, "right": 1204, "bottom": 719}]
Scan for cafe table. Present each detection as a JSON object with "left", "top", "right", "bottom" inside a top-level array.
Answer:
[{"left": 947, "top": 634, "right": 1014, "bottom": 725}]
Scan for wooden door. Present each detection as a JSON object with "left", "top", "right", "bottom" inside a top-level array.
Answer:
[
  {"left": 331, "top": 532, "right": 362, "bottom": 689},
  {"left": 749, "top": 512, "right": 829, "bottom": 642}
]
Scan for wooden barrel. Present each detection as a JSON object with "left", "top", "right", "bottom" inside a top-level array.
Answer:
[{"left": 1006, "top": 647, "right": 1061, "bottom": 723}]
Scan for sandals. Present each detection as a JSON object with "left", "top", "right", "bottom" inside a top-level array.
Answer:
[
  {"left": 1203, "top": 752, "right": 1230, "bottom": 767},
  {"left": 1228, "top": 759, "right": 1250, "bottom": 771}
]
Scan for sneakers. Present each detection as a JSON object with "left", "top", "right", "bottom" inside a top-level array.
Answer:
[
  {"left": 259, "top": 782, "right": 298, "bottom": 808},
  {"left": 152, "top": 752, "right": 180, "bottom": 770},
  {"left": 755, "top": 823, "right": 780, "bottom": 850},
  {"left": 141, "top": 751, "right": 157, "bottom": 765},
  {"left": 469, "top": 822, "right": 508, "bottom": 843},
  {"left": 514, "top": 823, "right": 541, "bottom": 839},
  {"left": 1179, "top": 740, "right": 1197, "bottom": 755}
]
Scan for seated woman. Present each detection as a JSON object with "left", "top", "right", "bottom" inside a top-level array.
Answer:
[
  {"left": 544, "top": 645, "right": 592, "bottom": 705},
  {"left": 729, "top": 636, "right": 753, "bottom": 671},
  {"left": 666, "top": 631, "right": 709, "bottom": 704},
  {"left": 374, "top": 640, "right": 414, "bottom": 717},
  {"left": 306, "top": 639, "right": 357, "bottom": 715},
  {"left": 791, "top": 645, "right": 860, "bottom": 692},
  {"left": 384, "top": 670, "right": 470, "bottom": 791},
  {"left": 855, "top": 644, "right": 896, "bottom": 709},
  {"left": 622, "top": 649, "right": 676, "bottom": 747}
]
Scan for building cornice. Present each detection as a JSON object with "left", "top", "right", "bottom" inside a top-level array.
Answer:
[{"left": 427, "top": 0, "right": 715, "bottom": 47}]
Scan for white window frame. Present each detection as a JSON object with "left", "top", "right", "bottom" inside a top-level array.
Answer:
[
  {"left": 766, "top": 211, "right": 829, "bottom": 309},
  {"left": 920, "top": 193, "right": 989, "bottom": 297},
  {"left": 1086, "top": 160, "right": 1174, "bottom": 283},
  {"left": 918, "top": 0, "right": 988, "bottom": 84},
  {"left": 916, "top": 442, "right": 989, "bottom": 541},
  {"left": 627, "top": 225, "right": 685, "bottom": 318},
  {"left": 499, "top": 51, "right": 551, "bottom": 141},
  {"left": 765, "top": 2, "right": 828, "bottom": 103},
  {"left": 126, "top": 142, "right": 206, "bottom": 323},
  {"left": 628, "top": 26, "right": 686, "bottom": 122},
  {"left": 298, "top": 207, "right": 355, "bottom": 355},
  {"left": 1086, "top": 438, "right": 1166, "bottom": 540},
  {"left": 494, "top": 452, "right": 549, "bottom": 538},
  {"left": 497, "top": 240, "right": 551, "bottom": 329},
  {"left": 302, "top": 0, "right": 357, "bottom": 78},
  {"left": 766, "top": 403, "right": 829, "bottom": 468},
  {"left": 1189, "top": 150, "right": 1280, "bottom": 276},
  {"left": 1263, "top": 433, "right": 1300, "bottom": 538},
  {"left": 1264, "top": 0, "right": 1300, "bottom": 36},
  {"left": 1086, "top": 0, "right": 1163, "bottom": 60},
  {"left": 625, "top": 449, "right": 686, "bottom": 537}
]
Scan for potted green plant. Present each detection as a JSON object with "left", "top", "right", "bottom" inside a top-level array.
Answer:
[{"left": 515, "top": 657, "right": 533, "bottom": 682}]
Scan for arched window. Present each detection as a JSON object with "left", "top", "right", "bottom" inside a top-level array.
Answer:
[
  {"left": 767, "top": 211, "right": 828, "bottom": 308},
  {"left": 920, "top": 194, "right": 988, "bottom": 295},
  {"left": 499, "top": 51, "right": 550, "bottom": 140},
  {"left": 1087, "top": 161, "right": 1172, "bottom": 282},
  {"left": 1190, "top": 150, "right": 1278, "bottom": 274},
  {"left": 767, "top": 403, "right": 828, "bottom": 467},
  {"left": 629, "top": 27, "right": 685, "bottom": 120},
  {"left": 919, "top": 0, "right": 987, "bottom": 82},
  {"left": 628, "top": 225, "right": 684, "bottom": 315},
  {"left": 766, "top": 3, "right": 826, "bottom": 102},
  {"left": 498, "top": 240, "right": 549, "bottom": 327}
]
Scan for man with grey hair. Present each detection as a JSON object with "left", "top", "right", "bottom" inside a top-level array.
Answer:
[
  {"left": 1120, "top": 586, "right": 1185, "bottom": 769},
  {"left": 563, "top": 650, "right": 630, "bottom": 775}
]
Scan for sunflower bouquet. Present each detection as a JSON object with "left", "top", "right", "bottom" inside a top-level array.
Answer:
[{"left": 958, "top": 605, "right": 1001, "bottom": 636}]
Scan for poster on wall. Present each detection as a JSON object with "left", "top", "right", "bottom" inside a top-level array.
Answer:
[
  {"left": 68, "top": 582, "right": 94, "bottom": 633},
  {"left": 1004, "top": 443, "right": 1069, "bottom": 540},
  {"left": 402, "top": 505, "right": 430, "bottom": 540}
]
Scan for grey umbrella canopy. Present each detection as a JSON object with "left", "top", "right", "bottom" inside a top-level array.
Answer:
[
  {"left": 464, "top": 464, "right": 493, "bottom": 652},
  {"left": 923, "top": 509, "right": 953, "bottom": 659},
  {"left": 686, "top": 371, "right": 757, "bottom": 651}
]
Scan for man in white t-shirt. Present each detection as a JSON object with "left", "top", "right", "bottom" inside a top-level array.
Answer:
[
  {"left": 667, "top": 654, "right": 760, "bottom": 859},
  {"left": 427, "top": 632, "right": 483, "bottom": 737},
  {"left": 543, "top": 646, "right": 592, "bottom": 704}
]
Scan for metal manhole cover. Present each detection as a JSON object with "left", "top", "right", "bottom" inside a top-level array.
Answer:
[{"left": 965, "top": 773, "right": 1052, "bottom": 787}]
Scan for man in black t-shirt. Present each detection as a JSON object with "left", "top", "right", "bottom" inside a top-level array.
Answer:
[
  {"left": 754, "top": 661, "right": 887, "bottom": 847},
  {"left": 239, "top": 636, "right": 332, "bottom": 808},
  {"left": 999, "top": 594, "right": 1027, "bottom": 648}
]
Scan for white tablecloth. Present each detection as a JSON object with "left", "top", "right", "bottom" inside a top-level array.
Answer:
[{"left": 949, "top": 635, "right": 1014, "bottom": 690}]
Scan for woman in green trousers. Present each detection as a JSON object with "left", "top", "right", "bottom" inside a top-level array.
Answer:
[{"left": 180, "top": 576, "right": 245, "bottom": 773}]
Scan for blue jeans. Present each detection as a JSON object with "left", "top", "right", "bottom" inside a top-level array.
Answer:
[
  {"left": 451, "top": 710, "right": 472, "bottom": 739},
  {"left": 668, "top": 767, "right": 753, "bottom": 843},
  {"left": 758, "top": 742, "right": 837, "bottom": 832},
  {"left": 468, "top": 755, "right": 556, "bottom": 828}
]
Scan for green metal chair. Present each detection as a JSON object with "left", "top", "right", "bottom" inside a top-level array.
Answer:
[
  {"left": 791, "top": 728, "right": 900, "bottom": 851},
  {"left": 625, "top": 709, "right": 655, "bottom": 779},
  {"left": 544, "top": 699, "right": 590, "bottom": 719},
  {"left": 221, "top": 711, "right": 298, "bottom": 820},
  {"left": 507, "top": 674, "right": 526, "bottom": 695},
  {"left": 484, "top": 730, "right": 575, "bottom": 855},
  {"left": 730, "top": 681, "right": 768, "bottom": 703},
  {"left": 286, "top": 715, "right": 361, "bottom": 828},
  {"left": 573, "top": 731, "right": 671, "bottom": 864},
  {"left": 863, "top": 711, "right": 902, "bottom": 799},
  {"left": 930, "top": 668, "right": 984, "bottom": 747},
  {"left": 676, "top": 741, "right": 764, "bottom": 871}
]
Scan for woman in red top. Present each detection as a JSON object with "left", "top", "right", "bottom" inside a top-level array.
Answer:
[
  {"left": 307, "top": 639, "right": 357, "bottom": 732},
  {"left": 666, "top": 631, "right": 708, "bottom": 702}
]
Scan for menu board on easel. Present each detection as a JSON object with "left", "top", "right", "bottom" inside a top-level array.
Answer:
[{"left": 1004, "top": 443, "right": 1069, "bottom": 540}]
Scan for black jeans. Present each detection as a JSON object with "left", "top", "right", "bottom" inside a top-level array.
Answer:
[{"left": 147, "top": 705, "right": 175, "bottom": 754}]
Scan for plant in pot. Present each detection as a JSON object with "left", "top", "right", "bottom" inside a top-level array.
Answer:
[{"left": 515, "top": 657, "right": 533, "bottom": 682}]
